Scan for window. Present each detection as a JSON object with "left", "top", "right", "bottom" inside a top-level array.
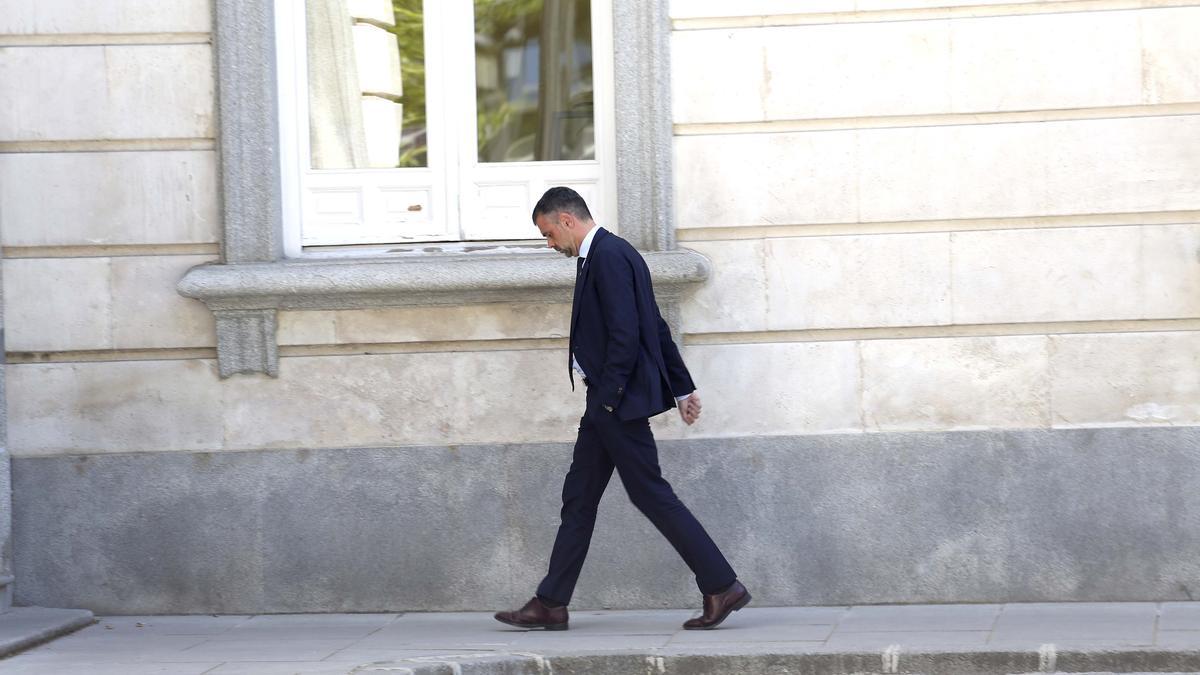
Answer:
[{"left": 276, "top": 0, "right": 616, "bottom": 250}]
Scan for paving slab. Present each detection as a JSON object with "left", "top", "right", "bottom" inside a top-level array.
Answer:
[{"left": 1163, "top": 604, "right": 1200, "bottom": 631}]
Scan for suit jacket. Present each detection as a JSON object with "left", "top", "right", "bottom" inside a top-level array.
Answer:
[{"left": 570, "top": 228, "right": 696, "bottom": 421}]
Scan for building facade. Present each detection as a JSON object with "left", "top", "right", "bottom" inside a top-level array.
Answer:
[{"left": 1, "top": 0, "right": 1198, "bottom": 614}]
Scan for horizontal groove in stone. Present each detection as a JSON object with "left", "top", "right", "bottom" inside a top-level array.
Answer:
[
  {"left": 673, "top": 104, "right": 1200, "bottom": 136},
  {"left": 672, "top": 0, "right": 1200, "bottom": 30},
  {"left": 0, "top": 32, "right": 210, "bottom": 47},
  {"left": 3, "top": 244, "right": 220, "bottom": 259},
  {"left": 675, "top": 211, "right": 1200, "bottom": 241},
  {"left": 9, "top": 321, "right": 1197, "bottom": 365},
  {"left": 0, "top": 139, "right": 216, "bottom": 154},
  {"left": 685, "top": 319, "right": 1200, "bottom": 346},
  {"left": 7, "top": 348, "right": 217, "bottom": 365},
  {"left": 279, "top": 338, "right": 566, "bottom": 357}
]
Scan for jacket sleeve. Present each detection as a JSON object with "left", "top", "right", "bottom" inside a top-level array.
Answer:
[
  {"left": 655, "top": 304, "right": 696, "bottom": 397},
  {"left": 593, "top": 249, "right": 640, "bottom": 411}
]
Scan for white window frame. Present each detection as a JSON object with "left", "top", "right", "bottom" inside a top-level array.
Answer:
[{"left": 276, "top": 0, "right": 617, "bottom": 255}]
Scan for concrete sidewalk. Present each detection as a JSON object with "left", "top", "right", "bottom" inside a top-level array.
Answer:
[{"left": 4, "top": 601, "right": 1200, "bottom": 674}]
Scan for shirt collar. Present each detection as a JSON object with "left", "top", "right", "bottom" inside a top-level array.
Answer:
[{"left": 578, "top": 225, "right": 602, "bottom": 259}]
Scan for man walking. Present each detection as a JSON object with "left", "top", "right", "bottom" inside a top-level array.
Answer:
[{"left": 494, "top": 187, "right": 749, "bottom": 631}]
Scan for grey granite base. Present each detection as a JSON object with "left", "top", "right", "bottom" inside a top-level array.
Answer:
[{"left": 11, "top": 427, "right": 1200, "bottom": 614}]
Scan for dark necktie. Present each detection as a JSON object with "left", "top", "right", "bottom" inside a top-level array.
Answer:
[{"left": 569, "top": 257, "right": 586, "bottom": 382}]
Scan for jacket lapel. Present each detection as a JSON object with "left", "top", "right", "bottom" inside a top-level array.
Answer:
[{"left": 568, "top": 228, "right": 605, "bottom": 376}]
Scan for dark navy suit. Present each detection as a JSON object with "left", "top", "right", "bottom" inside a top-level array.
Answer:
[{"left": 536, "top": 228, "right": 736, "bottom": 604}]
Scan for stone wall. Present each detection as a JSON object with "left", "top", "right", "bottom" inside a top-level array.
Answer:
[{"left": 1, "top": 0, "right": 1198, "bottom": 612}]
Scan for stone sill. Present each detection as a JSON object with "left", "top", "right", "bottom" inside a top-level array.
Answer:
[{"left": 176, "top": 248, "right": 711, "bottom": 377}]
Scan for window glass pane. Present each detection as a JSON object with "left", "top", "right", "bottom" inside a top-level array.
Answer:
[
  {"left": 307, "top": 0, "right": 428, "bottom": 169},
  {"left": 474, "top": 0, "right": 594, "bottom": 163}
]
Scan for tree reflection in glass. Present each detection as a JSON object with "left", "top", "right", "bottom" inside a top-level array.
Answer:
[{"left": 474, "top": 0, "right": 594, "bottom": 163}]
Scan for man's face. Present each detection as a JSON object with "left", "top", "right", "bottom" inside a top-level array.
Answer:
[{"left": 535, "top": 211, "right": 578, "bottom": 258}]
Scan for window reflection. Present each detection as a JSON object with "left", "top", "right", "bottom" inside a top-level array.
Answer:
[
  {"left": 307, "top": 0, "right": 428, "bottom": 169},
  {"left": 474, "top": 0, "right": 594, "bottom": 163}
]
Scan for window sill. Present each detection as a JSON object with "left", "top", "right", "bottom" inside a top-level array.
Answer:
[{"left": 177, "top": 247, "right": 711, "bottom": 377}]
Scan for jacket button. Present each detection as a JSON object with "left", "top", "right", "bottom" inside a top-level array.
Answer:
[{"left": 604, "top": 404, "right": 614, "bottom": 413}]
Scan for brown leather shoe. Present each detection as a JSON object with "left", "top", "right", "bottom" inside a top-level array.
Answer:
[
  {"left": 494, "top": 596, "right": 569, "bottom": 631},
  {"left": 683, "top": 580, "right": 751, "bottom": 630}
]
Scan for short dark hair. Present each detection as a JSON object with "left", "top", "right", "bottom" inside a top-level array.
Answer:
[{"left": 532, "top": 186, "right": 593, "bottom": 224}]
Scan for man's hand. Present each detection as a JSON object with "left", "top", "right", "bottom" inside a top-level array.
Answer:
[{"left": 678, "top": 392, "right": 702, "bottom": 426}]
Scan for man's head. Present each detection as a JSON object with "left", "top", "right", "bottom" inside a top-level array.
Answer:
[{"left": 532, "top": 186, "right": 595, "bottom": 258}]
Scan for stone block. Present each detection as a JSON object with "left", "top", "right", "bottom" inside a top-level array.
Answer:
[
  {"left": 1141, "top": 8, "right": 1200, "bottom": 104},
  {"left": 674, "top": 131, "right": 858, "bottom": 229},
  {"left": 0, "top": 0, "right": 211, "bottom": 34},
  {"left": 1143, "top": 224, "right": 1200, "bottom": 320},
  {"left": 679, "top": 240, "right": 768, "bottom": 334},
  {"left": 763, "top": 233, "right": 952, "bottom": 330},
  {"left": 221, "top": 351, "right": 585, "bottom": 450},
  {"left": 334, "top": 303, "right": 570, "bottom": 344},
  {"left": 673, "top": 9, "right": 1179, "bottom": 124},
  {"left": 679, "top": 115, "right": 1200, "bottom": 229},
  {"left": 857, "top": 115, "right": 1200, "bottom": 224},
  {"left": 3, "top": 257, "right": 112, "bottom": 351},
  {"left": 653, "top": 342, "right": 862, "bottom": 439},
  {"left": 990, "top": 602, "right": 1157, "bottom": 645},
  {"left": 0, "top": 45, "right": 213, "bottom": 141},
  {"left": 947, "top": 11, "right": 1142, "bottom": 113},
  {"left": 861, "top": 335, "right": 1050, "bottom": 431},
  {"left": 671, "top": 29, "right": 769, "bottom": 124},
  {"left": 1049, "top": 331, "right": 1200, "bottom": 428},
  {"left": 111, "top": 255, "right": 218, "bottom": 349},
  {"left": 0, "top": 151, "right": 219, "bottom": 247},
  {"left": 277, "top": 303, "right": 571, "bottom": 346},
  {"left": 1035, "top": 115, "right": 1200, "bottom": 217},
  {"left": 277, "top": 311, "right": 338, "bottom": 346},
  {"left": 953, "top": 224, "right": 1200, "bottom": 324},
  {"left": 6, "top": 360, "right": 224, "bottom": 456}
]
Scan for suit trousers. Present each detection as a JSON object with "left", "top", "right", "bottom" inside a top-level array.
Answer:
[{"left": 536, "top": 385, "right": 737, "bottom": 604}]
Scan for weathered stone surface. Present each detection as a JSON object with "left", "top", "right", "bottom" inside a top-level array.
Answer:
[
  {"left": 764, "top": 233, "right": 951, "bottom": 330},
  {"left": 0, "top": 0, "right": 211, "bottom": 34},
  {"left": 4, "top": 255, "right": 217, "bottom": 352},
  {"left": 676, "top": 115, "right": 1200, "bottom": 229},
  {"left": 952, "top": 224, "right": 1200, "bottom": 324},
  {"left": 112, "top": 255, "right": 218, "bottom": 349},
  {"left": 1050, "top": 331, "right": 1200, "bottom": 428},
  {"left": 653, "top": 342, "right": 862, "bottom": 439},
  {"left": 7, "top": 360, "right": 224, "bottom": 456},
  {"left": 3, "top": 258, "right": 113, "bottom": 352},
  {"left": 0, "top": 151, "right": 218, "bottom": 247},
  {"left": 678, "top": 240, "right": 768, "bottom": 334},
  {"left": 861, "top": 335, "right": 1051, "bottom": 431},
  {"left": 12, "top": 427, "right": 1200, "bottom": 613},
  {"left": 285, "top": 303, "right": 572, "bottom": 345},
  {"left": 0, "top": 45, "right": 213, "bottom": 141},
  {"left": 220, "top": 351, "right": 584, "bottom": 450},
  {"left": 1142, "top": 8, "right": 1200, "bottom": 104}
]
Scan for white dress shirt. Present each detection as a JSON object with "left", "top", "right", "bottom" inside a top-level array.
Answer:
[{"left": 571, "top": 227, "right": 693, "bottom": 404}]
